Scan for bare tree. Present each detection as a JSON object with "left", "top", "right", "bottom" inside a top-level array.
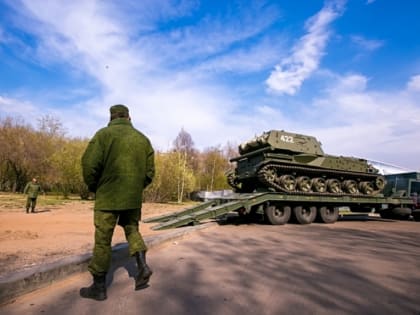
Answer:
[
  {"left": 173, "top": 128, "right": 196, "bottom": 202},
  {"left": 37, "top": 115, "right": 66, "bottom": 138}
]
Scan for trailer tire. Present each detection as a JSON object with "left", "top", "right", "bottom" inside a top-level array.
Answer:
[
  {"left": 317, "top": 206, "right": 339, "bottom": 224},
  {"left": 380, "top": 208, "right": 411, "bottom": 220},
  {"left": 293, "top": 206, "right": 317, "bottom": 225},
  {"left": 391, "top": 207, "right": 412, "bottom": 220},
  {"left": 265, "top": 204, "right": 291, "bottom": 225},
  {"left": 412, "top": 210, "right": 420, "bottom": 222}
]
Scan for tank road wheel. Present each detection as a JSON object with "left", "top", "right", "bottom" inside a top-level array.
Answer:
[
  {"left": 296, "top": 176, "right": 312, "bottom": 192},
  {"left": 265, "top": 204, "right": 291, "bottom": 225},
  {"left": 311, "top": 178, "right": 326, "bottom": 193},
  {"left": 375, "top": 176, "right": 386, "bottom": 191},
  {"left": 293, "top": 206, "right": 317, "bottom": 225},
  {"left": 326, "top": 179, "right": 342, "bottom": 193},
  {"left": 264, "top": 167, "right": 279, "bottom": 183},
  {"left": 279, "top": 175, "right": 296, "bottom": 192},
  {"left": 359, "top": 181, "right": 374, "bottom": 195},
  {"left": 317, "top": 206, "right": 339, "bottom": 223},
  {"left": 342, "top": 180, "right": 359, "bottom": 194}
]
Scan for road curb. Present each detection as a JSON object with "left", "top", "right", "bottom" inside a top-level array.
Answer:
[{"left": 0, "top": 222, "right": 215, "bottom": 305}]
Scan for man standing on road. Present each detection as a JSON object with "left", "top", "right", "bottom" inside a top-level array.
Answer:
[
  {"left": 80, "top": 104, "right": 155, "bottom": 301},
  {"left": 23, "top": 177, "right": 42, "bottom": 213}
]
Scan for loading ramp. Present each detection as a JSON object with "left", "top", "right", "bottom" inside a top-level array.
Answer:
[{"left": 144, "top": 193, "right": 266, "bottom": 230}]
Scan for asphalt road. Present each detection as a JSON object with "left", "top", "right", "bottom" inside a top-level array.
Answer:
[{"left": 2, "top": 217, "right": 420, "bottom": 315}]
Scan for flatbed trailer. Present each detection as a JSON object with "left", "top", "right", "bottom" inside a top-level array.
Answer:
[{"left": 144, "top": 192, "right": 415, "bottom": 230}]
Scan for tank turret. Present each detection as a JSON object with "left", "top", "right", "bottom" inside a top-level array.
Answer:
[
  {"left": 227, "top": 130, "right": 385, "bottom": 196},
  {"left": 239, "top": 130, "right": 323, "bottom": 155}
]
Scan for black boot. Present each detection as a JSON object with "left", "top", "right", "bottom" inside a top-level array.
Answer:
[
  {"left": 80, "top": 274, "right": 107, "bottom": 301},
  {"left": 135, "top": 251, "right": 153, "bottom": 290}
]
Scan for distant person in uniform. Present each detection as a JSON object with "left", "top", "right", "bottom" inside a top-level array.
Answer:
[
  {"left": 23, "top": 178, "right": 42, "bottom": 213},
  {"left": 80, "top": 104, "right": 155, "bottom": 301}
]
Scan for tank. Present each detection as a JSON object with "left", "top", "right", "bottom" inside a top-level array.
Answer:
[{"left": 227, "top": 130, "right": 386, "bottom": 196}]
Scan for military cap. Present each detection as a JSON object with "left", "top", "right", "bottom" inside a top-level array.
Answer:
[{"left": 110, "top": 104, "right": 129, "bottom": 115}]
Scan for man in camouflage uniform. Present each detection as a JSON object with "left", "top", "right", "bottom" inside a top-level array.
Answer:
[
  {"left": 23, "top": 178, "right": 42, "bottom": 213},
  {"left": 80, "top": 104, "right": 155, "bottom": 301}
]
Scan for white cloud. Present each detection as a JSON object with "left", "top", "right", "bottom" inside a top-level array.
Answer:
[
  {"left": 330, "top": 74, "right": 368, "bottom": 93},
  {"left": 351, "top": 35, "right": 384, "bottom": 52},
  {"left": 0, "top": 96, "right": 39, "bottom": 116},
  {"left": 2, "top": 0, "right": 420, "bottom": 171},
  {"left": 266, "top": 0, "right": 345, "bottom": 95},
  {"left": 4, "top": 0, "right": 284, "bottom": 147},
  {"left": 195, "top": 37, "right": 286, "bottom": 74},
  {"left": 133, "top": 1, "right": 281, "bottom": 71},
  {"left": 306, "top": 74, "right": 420, "bottom": 169},
  {"left": 21, "top": 0, "right": 146, "bottom": 78},
  {"left": 407, "top": 74, "right": 420, "bottom": 92}
]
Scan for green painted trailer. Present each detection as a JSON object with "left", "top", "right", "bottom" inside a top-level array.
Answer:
[{"left": 145, "top": 191, "right": 415, "bottom": 230}]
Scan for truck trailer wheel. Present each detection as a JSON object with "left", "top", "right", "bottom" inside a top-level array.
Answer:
[
  {"left": 293, "top": 206, "right": 317, "bottom": 224},
  {"left": 317, "top": 206, "right": 339, "bottom": 223},
  {"left": 380, "top": 208, "right": 411, "bottom": 220},
  {"left": 391, "top": 207, "right": 412, "bottom": 220},
  {"left": 411, "top": 210, "right": 420, "bottom": 222},
  {"left": 265, "top": 204, "right": 291, "bottom": 225}
]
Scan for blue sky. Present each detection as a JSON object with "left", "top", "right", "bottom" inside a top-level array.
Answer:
[{"left": 0, "top": 0, "right": 419, "bottom": 170}]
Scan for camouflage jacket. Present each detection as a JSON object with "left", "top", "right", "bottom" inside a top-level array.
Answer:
[
  {"left": 81, "top": 118, "right": 155, "bottom": 211},
  {"left": 24, "top": 182, "right": 42, "bottom": 198}
]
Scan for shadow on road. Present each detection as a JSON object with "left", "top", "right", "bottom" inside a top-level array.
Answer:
[{"left": 30, "top": 219, "right": 420, "bottom": 315}]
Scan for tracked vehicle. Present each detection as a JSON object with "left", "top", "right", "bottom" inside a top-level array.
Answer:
[
  {"left": 146, "top": 132, "right": 416, "bottom": 230},
  {"left": 227, "top": 130, "right": 386, "bottom": 196}
]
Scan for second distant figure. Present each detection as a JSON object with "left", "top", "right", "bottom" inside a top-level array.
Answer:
[{"left": 23, "top": 178, "right": 42, "bottom": 213}]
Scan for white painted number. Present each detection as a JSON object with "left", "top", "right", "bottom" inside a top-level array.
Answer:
[{"left": 280, "top": 135, "right": 294, "bottom": 143}]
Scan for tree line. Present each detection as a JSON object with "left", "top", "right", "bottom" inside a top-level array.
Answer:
[{"left": 0, "top": 116, "right": 238, "bottom": 202}]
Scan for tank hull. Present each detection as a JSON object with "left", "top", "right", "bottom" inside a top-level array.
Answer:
[{"left": 228, "top": 130, "right": 385, "bottom": 196}]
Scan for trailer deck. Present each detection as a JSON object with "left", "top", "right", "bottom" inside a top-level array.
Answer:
[{"left": 144, "top": 192, "right": 414, "bottom": 230}]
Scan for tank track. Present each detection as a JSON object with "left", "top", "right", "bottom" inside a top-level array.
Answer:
[
  {"left": 256, "top": 163, "right": 385, "bottom": 197},
  {"left": 226, "top": 170, "right": 241, "bottom": 191}
]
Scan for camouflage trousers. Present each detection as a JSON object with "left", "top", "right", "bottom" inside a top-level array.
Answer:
[
  {"left": 88, "top": 209, "right": 148, "bottom": 276},
  {"left": 26, "top": 197, "right": 37, "bottom": 212}
]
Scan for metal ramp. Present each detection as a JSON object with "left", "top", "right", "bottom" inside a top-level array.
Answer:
[{"left": 144, "top": 193, "right": 267, "bottom": 230}]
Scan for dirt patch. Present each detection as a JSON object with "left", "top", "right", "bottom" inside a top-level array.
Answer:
[
  {"left": 0, "top": 200, "right": 188, "bottom": 278},
  {"left": 0, "top": 230, "right": 39, "bottom": 241}
]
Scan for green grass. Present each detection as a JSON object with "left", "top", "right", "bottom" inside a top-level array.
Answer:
[{"left": 0, "top": 192, "right": 83, "bottom": 209}]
